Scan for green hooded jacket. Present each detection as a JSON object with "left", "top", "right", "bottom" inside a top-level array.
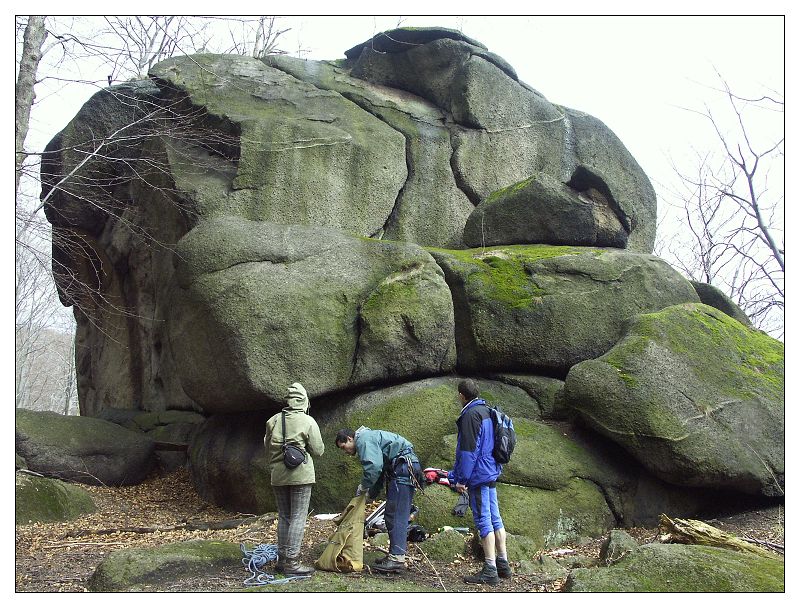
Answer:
[
  {"left": 354, "top": 427, "right": 416, "bottom": 498},
  {"left": 264, "top": 383, "right": 325, "bottom": 486}
]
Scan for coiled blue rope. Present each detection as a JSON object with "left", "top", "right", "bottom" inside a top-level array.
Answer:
[{"left": 240, "top": 543, "right": 312, "bottom": 587}]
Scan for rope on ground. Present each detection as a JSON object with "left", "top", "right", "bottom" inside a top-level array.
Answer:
[{"left": 240, "top": 543, "right": 312, "bottom": 586}]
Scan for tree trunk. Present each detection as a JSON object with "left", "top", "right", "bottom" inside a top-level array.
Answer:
[
  {"left": 658, "top": 514, "right": 779, "bottom": 560},
  {"left": 16, "top": 16, "right": 47, "bottom": 194}
]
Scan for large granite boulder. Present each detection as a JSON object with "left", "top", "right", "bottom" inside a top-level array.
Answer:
[
  {"left": 87, "top": 540, "right": 243, "bottom": 592},
  {"left": 564, "top": 543, "right": 784, "bottom": 592},
  {"left": 429, "top": 245, "right": 699, "bottom": 375},
  {"left": 170, "top": 217, "right": 456, "bottom": 411},
  {"left": 15, "top": 409, "right": 156, "bottom": 485},
  {"left": 15, "top": 471, "right": 96, "bottom": 524},
  {"left": 462, "top": 171, "right": 629, "bottom": 248},
  {"left": 565, "top": 303, "right": 784, "bottom": 496},
  {"left": 39, "top": 26, "right": 782, "bottom": 546},
  {"left": 42, "top": 28, "right": 660, "bottom": 417}
]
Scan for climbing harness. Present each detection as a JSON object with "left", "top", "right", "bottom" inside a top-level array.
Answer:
[{"left": 240, "top": 543, "right": 312, "bottom": 586}]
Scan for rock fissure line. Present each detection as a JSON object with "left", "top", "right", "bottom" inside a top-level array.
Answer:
[
  {"left": 578, "top": 409, "right": 693, "bottom": 443},
  {"left": 236, "top": 135, "right": 353, "bottom": 154},
  {"left": 258, "top": 62, "right": 413, "bottom": 239},
  {"left": 447, "top": 129, "right": 481, "bottom": 206},
  {"left": 578, "top": 475, "right": 624, "bottom": 526},
  {"left": 701, "top": 405, "right": 784, "bottom": 497}
]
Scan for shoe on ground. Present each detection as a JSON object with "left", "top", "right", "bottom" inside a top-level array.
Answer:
[
  {"left": 276, "top": 558, "right": 314, "bottom": 576},
  {"left": 496, "top": 557, "right": 513, "bottom": 579},
  {"left": 463, "top": 563, "right": 500, "bottom": 585},
  {"left": 374, "top": 556, "right": 405, "bottom": 573}
]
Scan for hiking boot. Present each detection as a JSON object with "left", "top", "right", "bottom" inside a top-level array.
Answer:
[
  {"left": 276, "top": 558, "right": 314, "bottom": 576},
  {"left": 374, "top": 555, "right": 405, "bottom": 573},
  {"left": 496, "top": 557, "right": 513, "bottom": 579},
  {"left": 463, "top": 563, "right": 500, "bottom": 585}
]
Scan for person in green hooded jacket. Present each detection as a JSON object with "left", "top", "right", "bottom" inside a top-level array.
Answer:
[{"left": 264, "top": 382, "right": 325, "bottom": 576}]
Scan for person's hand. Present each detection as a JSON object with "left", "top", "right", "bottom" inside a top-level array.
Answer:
[{"left": 455, "top": 483, "right": 468, "bottom": 494}]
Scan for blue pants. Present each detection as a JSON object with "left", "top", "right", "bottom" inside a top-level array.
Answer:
[
  {"left": 469, "top": 482, "right": 504, "bottom": 539},
  {"left": 385, "top": 459, "right": 421, "bottom": 556}
]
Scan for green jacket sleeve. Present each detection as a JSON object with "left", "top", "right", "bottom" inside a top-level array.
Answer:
[
  {"left": 306, "top": 418, "right": 325, "bottom": 457},
  {"left": 357, "top": 435, "right": 384, "bottom": 491}
]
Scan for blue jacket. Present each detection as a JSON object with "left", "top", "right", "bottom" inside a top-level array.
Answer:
[{"left": 451, "top": 398, "right": 502, "bottom": 487}]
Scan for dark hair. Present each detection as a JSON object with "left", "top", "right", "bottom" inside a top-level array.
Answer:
[
  {"left": 335, "top": 428, "right": 355, "bottom": 446},
  {"left": 457, "top": 379, "right": 480, "bottom": 401}
]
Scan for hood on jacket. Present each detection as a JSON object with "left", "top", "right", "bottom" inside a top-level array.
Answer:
[{"left": 285, "top": 382, "right": 310, "bottom": 413}]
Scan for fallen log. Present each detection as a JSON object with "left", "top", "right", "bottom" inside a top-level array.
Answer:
[
  {"left": 658, "top": 514, "right": 780, "bottom": 559},
  {"left": 65, "top": 514, "right": 276, "bottom": 538}
]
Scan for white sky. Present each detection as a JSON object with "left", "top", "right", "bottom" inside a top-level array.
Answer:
[{"left": 21, "top": 11, "right": 787, "bottom": 231}]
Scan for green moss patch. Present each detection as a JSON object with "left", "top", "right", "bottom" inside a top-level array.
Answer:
[
  {"left": 427, "top": 244, "right": 590, "bottom": 309},
  {"left": 565, "top": 543, "right": 784, "bottom": 592},
  {"left": 88, "top": 540, "right": 243, "bottom": 591},
  {"left": 15, "top": 473, "right": 96, "bottom": 524}
]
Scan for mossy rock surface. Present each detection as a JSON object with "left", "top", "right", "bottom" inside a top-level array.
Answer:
[
  {"left": 414, "top": 480, "right": 614, "bottom": 552},
  {"left": 150, "top": 54, "right": 406, "bottom": 237},
  {"left": 463, "top": 172, "right": 628, "bottom": 249},
  {"left": 420, "top": 529, "right": 468, "bottom": 561},
  {"left": 429, "top": 246, "right": 698, "bottom": 375},
  {"left": 486, "top": 373, "right": 568, "bottom": 419},
  {"left": 566, "top": 303, "right": 784, "bottom": 496},
  {"left": 15, "top": 409, "right": 156, "bottom": 486},
  {"left": 15, "top": 472, "right": 96, "bottom": 524},
  {"left": 564, "top": 543, "right": 784, "bottom": 592},
  {"left": 313, "top": 376, "right": 540, "bottom": 511},
  {"left": 87, "top": 540, "right": 243, "bottom": 591},
  {"left": 267, "top": 54, "right": 473, "bottom": 249},
  {"left": 170, "top": 218, "right": 455, "bottom": 413}
]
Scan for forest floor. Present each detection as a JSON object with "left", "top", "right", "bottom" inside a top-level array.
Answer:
[{"left": 15, "top": 469, "right": 785, "bottom": 593}]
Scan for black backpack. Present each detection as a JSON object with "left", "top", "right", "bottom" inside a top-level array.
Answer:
[{"left": 487, "top": 405, "right": 516, "bottom": 464}]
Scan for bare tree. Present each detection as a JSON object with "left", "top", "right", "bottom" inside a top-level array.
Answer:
[
  {"left": 216, "top": 16, "right": 290, "bottom": 58},
  {"left": 16, "top": 16, "right": 47, "bottom": 194},
  {"left": 657, "top": 74, "right": 784, "bottom": 337}
]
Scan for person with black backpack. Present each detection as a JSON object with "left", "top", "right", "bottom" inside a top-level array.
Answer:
[
  {"left": 264, "top": 382, "right": 325, "bottom": 576},
  {"left": 450, "top": 379, "right": 512, "bottom": 585}
]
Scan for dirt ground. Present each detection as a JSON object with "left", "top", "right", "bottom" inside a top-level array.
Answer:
[{"left": 15, "top": 469, "right": 784, "bottom": 593}]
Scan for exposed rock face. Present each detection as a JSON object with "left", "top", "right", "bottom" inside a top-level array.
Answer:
[
  {"left": 171, "top": 216, "right": 456, "bottom": 411},
  {"left": 462, "top": 172, "right": 629, "bottom": 248},
  {"left": 15, "top": 472, "right": 96, "bottom": 524},
  {"left": 87, "top": 540, "right": 243, "bottom": 592},
  {"left": 15, "top": 409, "right": 156, "bottom": 485},
  {"left": 565, "top": 304, "right": 784, "bottom": 496},
  {"left": 429, "top": 246, "right": 699, "bottom": 375},
  {"left": 40, "top": 26, "right": 781, "bottom": 542},
  {"left": 690, "top": 280, "right": 752, "bottom": 327},
  {"left": 564, "top": 543, "right": 784, "bottom": 592}
]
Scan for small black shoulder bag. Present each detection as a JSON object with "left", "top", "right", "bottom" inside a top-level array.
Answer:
[{"left": 282, "top": 411, "right": 307, "bottom": 469}]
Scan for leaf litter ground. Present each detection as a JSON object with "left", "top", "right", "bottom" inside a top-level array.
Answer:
[{"left": 15, "top": 469, "right": 783, "bottom": 593}]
